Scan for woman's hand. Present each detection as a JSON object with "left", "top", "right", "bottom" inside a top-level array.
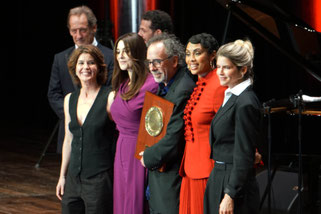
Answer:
[
  {"left": 219, "top": 194, "right": 234, "bottom": 214},
  {"left": 255, "top": 150, "right": 262, "bottom": 164},
  {"left": 107, "top": 91, "right": 116, "bottom": 120},
  {"left": 139, "top": 151, "right": 145, "bottom": 167},
  {"left": 56, "top": 176, "right": 66, "bottom": 200}
]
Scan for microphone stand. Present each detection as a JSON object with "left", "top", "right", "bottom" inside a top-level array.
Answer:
[
  {"left": 290, "top": 90, "right": 304, "bottom": 214},
  {"left": 260, "top": 100, "right": 273, "bottom": 214}
]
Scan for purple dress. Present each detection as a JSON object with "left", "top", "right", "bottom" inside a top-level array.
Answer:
[{"left": 111, "top": 73, "right": 158, "bottom": 214}]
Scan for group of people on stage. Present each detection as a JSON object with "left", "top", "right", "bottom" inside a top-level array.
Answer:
[{"left": 49, "top": 5, "right": 264, "bottom": 214}]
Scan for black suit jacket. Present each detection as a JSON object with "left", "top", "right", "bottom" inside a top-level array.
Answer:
[
  {"left": 143, "top": 66, "right": 195, "bottom": 214},
  {"left": 210, "top": 86, "right": 263, "bottom": 198},
  {"left": 47, "top": 43, "right": 114, "bottom": 153}
]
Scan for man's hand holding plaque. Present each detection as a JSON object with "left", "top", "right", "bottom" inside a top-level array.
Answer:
[{"left": 135, "top": 91, "right": 174, "bottom": 172}]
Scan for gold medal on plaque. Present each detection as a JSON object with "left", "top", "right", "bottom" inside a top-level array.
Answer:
[
  {"left": 145, "top": 106, "right": 163, "bottom": 137},
  {"left": 135, "top": 91, "right": 174, "bottom": 170}
]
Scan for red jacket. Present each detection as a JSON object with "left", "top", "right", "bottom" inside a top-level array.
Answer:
[{"left": 179, "top": 69, "right": 226, "bottom": 179}]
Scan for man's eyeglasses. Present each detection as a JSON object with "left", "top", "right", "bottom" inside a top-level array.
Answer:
[{"left": 145, "top": 56, "right": 172, "bottom": 68}]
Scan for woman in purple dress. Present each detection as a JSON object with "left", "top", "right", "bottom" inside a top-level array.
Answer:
[{"left": 107, "top": 33, "right": 158, "bottom": 214}]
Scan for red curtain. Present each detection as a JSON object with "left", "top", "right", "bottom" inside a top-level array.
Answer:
[
  {"left": 313, "top": 0, "right": 321, "bottom": 32},
  {"left": 300, "top": 0, "right": 321, "bottom": 32},
  {"left": 146, "top": 0, "right": 158, "bottom": 11},
  {"left": 109, "top": 0, "right": 119, "bottom": 40},
  {"left": 109, "top": 0, "right": 158, "bottom": 40}
]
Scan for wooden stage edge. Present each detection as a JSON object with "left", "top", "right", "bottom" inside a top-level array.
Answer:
[{"left": 0, "top": 127, "right": 61, "bottom": 213}]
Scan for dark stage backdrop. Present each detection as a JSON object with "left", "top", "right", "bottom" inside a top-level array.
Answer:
[
  {"left": 4, "top": 0, "right": 320, "bottom": 138},
  {"left": 3, "top": 0, "right": 109, "bottom": 134}
]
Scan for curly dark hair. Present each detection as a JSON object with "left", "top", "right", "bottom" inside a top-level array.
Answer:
[
  {"left": 187, "top": 33, "right": 219, "bottom": 54},
  {"left": 141, "top": 10, "right": 173, "bottom": 34},
  {"left": 68, "top": 45, "right": 107, "bottom": 87}
]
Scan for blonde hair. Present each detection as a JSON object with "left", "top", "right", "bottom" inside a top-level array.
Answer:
[{"left": 217, "top": 39, "right": 254, "bottom": 81}]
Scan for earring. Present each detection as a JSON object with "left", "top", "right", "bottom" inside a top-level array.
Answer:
[{"left": 210, "top": 61, "right": 215, "bottom": 69}]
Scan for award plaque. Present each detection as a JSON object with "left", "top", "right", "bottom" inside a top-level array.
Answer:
[{"left": 135, "top": 91, "right": 174, "bottom": 171}]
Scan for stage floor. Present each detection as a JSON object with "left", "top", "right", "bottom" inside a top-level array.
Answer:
[
  {"left": 0, "top": 125, "right": 320, "bottom": 214},
  {"left": 0, "top": 126, "right": 61, "bottom": 213}
]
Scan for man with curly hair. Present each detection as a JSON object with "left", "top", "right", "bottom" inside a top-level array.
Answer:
[{"left": 138, "top": 10, "right": 174, "bottom": 43}]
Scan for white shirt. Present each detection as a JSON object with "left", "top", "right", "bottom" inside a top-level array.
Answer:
[
  {"left": 222, "top": 79, "right": 252, "bottom": 107},
  {"left": 75, "top": 37, "right": 98, "bottom": 49}
]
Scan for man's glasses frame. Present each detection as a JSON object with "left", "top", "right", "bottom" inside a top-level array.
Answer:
[{"left": 145, "top": 55, "right": 173, "bottom": 68}]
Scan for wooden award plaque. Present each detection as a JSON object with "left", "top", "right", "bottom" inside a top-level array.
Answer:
[{"left": 135, "top": 91, "right": 174, "bottom": 169}]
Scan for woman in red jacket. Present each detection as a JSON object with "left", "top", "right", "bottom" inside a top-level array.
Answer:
[{"left": 179, "top": 33, "right": 226, "bottom": 214}]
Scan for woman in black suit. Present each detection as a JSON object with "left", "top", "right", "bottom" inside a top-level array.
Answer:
[{"left": 204, "top": 39, "right": 263, "bottom": 214}]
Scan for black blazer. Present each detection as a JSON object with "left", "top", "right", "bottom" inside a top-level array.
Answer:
[
  {"left": 143, "top": 66, "right": 195, "bottom": 214},
  {"left": 47, "top": 43, "right": 114, "bottom": 153},
  {"left": 209, "top": 86, "right": 263, "bottom": 198}
]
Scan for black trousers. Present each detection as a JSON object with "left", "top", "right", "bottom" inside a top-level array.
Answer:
[
  {"left": 61, "top": 169, "right": 113, "bottom": 214},
  {"left": 204, "top": 163, "right": 260, "bottom": 214}
]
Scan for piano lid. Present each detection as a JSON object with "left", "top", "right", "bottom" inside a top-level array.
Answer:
[{"left": 216, "top": 0, "right": 321, "bottom": 83}]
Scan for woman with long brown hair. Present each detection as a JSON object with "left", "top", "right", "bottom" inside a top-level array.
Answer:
[{"left": 108, "top": 33, "right": 158, "bottom": 214}]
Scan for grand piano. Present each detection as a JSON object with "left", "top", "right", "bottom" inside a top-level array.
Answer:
[{"left": 214, "top": 0, "right": 321, "bottom": 213}]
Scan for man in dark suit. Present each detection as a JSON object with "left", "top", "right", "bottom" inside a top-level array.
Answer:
[
  {"left": 140, "top": 33, "right": 195, "bottom": 214},
  {"left": 47, "top": 5, "right": 114, "bottom": 153}
]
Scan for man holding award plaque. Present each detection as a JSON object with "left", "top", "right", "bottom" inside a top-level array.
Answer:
[{"left": 139, "top": 33, "right": 195, "bottom": 214}]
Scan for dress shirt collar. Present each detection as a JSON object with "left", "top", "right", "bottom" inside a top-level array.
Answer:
[
  {"left": 230, "top": 78, "right": 252, "bottom": 96},
  {"left": 158, "top": 71, "right": 178, "bottom": 96},
  {"left": 159, "top": 77, "right": 174, "bottom": 97},
  {"left": 75, "top": 37, "right": 98, "bottom": 49},
  {"left": 222, "top": 78, "right": 252, "bottom": 106}
]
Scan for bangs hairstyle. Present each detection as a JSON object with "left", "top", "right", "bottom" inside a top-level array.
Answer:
[
  {"left": 68, "top": 45, "right": 107, "bottom": 87},
  {"left": 112, "top": 33, "right": 148, "bottom": 100}
]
